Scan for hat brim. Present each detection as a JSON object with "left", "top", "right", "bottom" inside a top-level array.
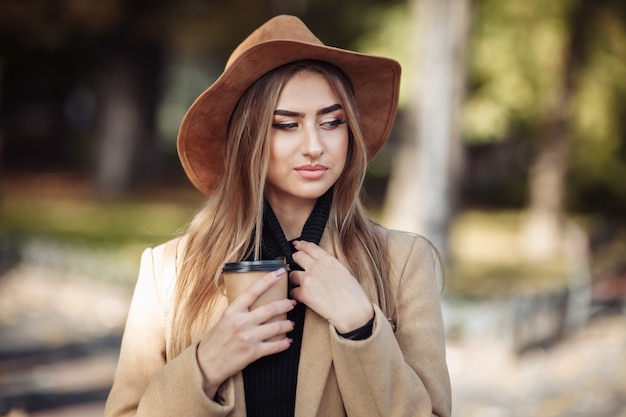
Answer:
[{"left": 177, "top": 40, "right": 401, "bottom": 196}]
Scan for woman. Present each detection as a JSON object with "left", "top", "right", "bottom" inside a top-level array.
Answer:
[{"left": 105, "top": 15, "right": 451, "bottom": 417}]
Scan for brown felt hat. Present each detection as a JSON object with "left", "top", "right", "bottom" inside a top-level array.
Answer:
[{"left": 177, "top": 14, "right": 401, "bottom": 196}]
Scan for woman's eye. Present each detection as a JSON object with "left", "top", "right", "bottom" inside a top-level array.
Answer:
[
  {"left": 272, "top": 122, "right": 298, "bottom": 130},
  {"left": 321, "top": 119, "right": 346, "bottom": 129}
]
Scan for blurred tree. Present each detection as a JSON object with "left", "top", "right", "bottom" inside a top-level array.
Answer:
[
  {"left": 0, "top": 0, "right": 168, "bottom": 197},
  {"left": 520, "top": 0, "right": 591, "bottom": 260},
  {"left": 462, "top": 0, "right": 626, "bottom": 260},
  {"left": 567, "top": 1, "right": 626, "bottom": 215},
  {"left": 380, "top": 0, "right": 470, "bottom": 259},
  {"left": 357, "top": 0, "right": 626, "bottom": 265},
  {"left": 0, "top": 0, "right": 403, "bottom": 197}
]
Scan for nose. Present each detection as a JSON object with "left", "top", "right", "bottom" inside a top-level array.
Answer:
[{"left": 301, "top": 123, "right": 324, "bottom": 159}]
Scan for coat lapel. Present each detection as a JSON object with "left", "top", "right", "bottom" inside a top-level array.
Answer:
[
  {"left": 228, "top": 230, "right": 336, "bottom": 416},
  {"left": 294, "top": 230, "right": 334, "bottom": 417}
]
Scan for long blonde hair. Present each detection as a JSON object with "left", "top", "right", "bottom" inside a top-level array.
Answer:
[{"left": 170, "top": 60, "right": 394, "bottom": 357}]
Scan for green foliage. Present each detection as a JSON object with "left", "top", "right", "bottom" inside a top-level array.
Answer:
[
  {"left": 354, "top": 4, "right": 414, "bottom": 107},
  {"left": 568, "top": 8, "right": 626, "bottom": 212},
  {"left": 2, "top": 0, "right": 625, "bottom": 214},
  {"left": 462, "top": 0, "right": 572, "bottom": 143},
  {"left": 0, "top": 197, "right": 196, "bottom": 247},
  {"left": 463, "top": 0, "right": 626, "bottom": 213},
  {"left": 355, "top": 0, "right": 626, "bottom": 213}
]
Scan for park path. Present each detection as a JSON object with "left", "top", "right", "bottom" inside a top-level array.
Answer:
[
  {"left": 1, "top": 261, "right": 625, "bottom": 416},
  {"left": 0, "top": 263, "right": 130, "bottom": 417}
]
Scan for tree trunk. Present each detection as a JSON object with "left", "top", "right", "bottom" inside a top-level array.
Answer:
[
  {"left": 95, "top": 53, "right": 142, "bottom": 197},
  {"left": 94, "top": 43, "right": 162, "bottom": 198},
  {"left": 520, "top": 0, "right": 590, "bottom": 261},
  {"left": 520, "top": 113, "right": 570, "bottom": 261},
  {"left": 382, "top": 0, "right": 470, "bottom": 260}
]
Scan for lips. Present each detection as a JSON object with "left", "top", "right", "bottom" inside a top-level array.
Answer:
[{"left": 295, "top": 164, "right": 328, "bottom": 179}]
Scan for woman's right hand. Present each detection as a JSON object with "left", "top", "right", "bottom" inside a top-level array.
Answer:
[{"left": 196, "top": 268, "right": 296, "bottom": 399}]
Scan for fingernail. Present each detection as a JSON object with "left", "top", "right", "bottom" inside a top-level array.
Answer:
[{"left": 273, "top": 268, "right": 286, "bottom": 277}]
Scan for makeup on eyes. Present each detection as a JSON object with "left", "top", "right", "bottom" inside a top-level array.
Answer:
[
  {"left": 272, "top": 119, "right": 346, "bottom": 130},
  {"left": 272, "top": 104, "right": 346, "bottom": 129},
  {"left": 323, "top": 119, "right": 346, "bottom": 127}
]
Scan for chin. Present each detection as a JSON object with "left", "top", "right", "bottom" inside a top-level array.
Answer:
[
  {"left": 300, "top": 184, "right": 334, "bottom": 198},
  {"left": 280, "top": 189, "right": 328, "bottom": 204},
  {"left": 267, "top": 181, "right": 335, "bottom": 205}
]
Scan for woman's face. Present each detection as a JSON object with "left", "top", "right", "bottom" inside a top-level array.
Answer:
[{"left": 265, "top": 70, "right": 349, "bottom": 209}]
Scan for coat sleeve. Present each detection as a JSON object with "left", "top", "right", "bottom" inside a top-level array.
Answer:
[
  {"left": 329, "top": 232, "right": 452, "bottom": 417},
  {"left": 104, "top": 245, "right": 236, "bottom": 417}
]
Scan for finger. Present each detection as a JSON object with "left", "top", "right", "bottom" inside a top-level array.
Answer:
[
  {"left": 256, "top": 334, "right": 293, "bottom": 357},
  {"left": 289, "top": 270, "right": 301, "bottom": 286},
  {"left": 292, "top": 249, "right": 315, "bottom": 270},
  {"left": 292, "top": 240, "right": 327, "bottom": 259},
  {"left": 256, "top": 318, "right": 295, "bottom": 341},
  {"left": 289, "top": 286, "right": 311, "bottom": 307},
  {"left": 229, "top": 268, "right": 287, "bottom": 310},
  {"left": 290, "top": 285, "right": 302, "bottom": 302},
  {"left": 247, "top": 298, "right": 296, "bottom": 324}
]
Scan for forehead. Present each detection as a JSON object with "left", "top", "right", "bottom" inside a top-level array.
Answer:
[{"left": 276, "top": 70, "right": 342, "bottom": 110}]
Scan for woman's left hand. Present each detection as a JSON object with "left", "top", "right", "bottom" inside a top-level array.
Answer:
[{"left": 290, "top": 240, "right": 374, "bottom": 334}]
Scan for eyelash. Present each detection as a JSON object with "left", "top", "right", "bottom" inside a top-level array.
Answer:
[
  {"left": 325, "top": 119, "right": 346, "bottom": 128},
  {"left": 272, "top": 122, "right": 298, "bottom": 130},
  {"left": 272, "top": 119, "right": 346, "bottom": 130}
]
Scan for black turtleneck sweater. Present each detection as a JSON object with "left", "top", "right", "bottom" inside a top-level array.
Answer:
[{"left": 242, "top": 190, "right": 332, "bottom": 417}]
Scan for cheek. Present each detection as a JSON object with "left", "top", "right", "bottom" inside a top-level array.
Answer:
[
  {"left": 333, "top": 134, "right": 350, "bottom": 166},
  {"left": 267, "top": 139, "right": 294, "bottom": 181},
  {"left": 268, "top": 139, "right": 288, "bottom": 168}
]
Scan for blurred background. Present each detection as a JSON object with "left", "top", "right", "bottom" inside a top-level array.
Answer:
[{"left": 1, "top": 0, "right": 625, "bottom": 416}]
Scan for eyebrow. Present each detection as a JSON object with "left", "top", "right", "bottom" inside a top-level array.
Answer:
[{"left": 274, "top": 103, "right": 343, "bottom": 117}]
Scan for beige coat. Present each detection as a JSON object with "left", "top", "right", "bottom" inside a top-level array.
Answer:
[{"left": 104, "top": 229, "right": 451, "bottom": 416}]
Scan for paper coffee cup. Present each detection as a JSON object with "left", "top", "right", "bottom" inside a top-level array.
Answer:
[{"left": 222, "top": 258, "right": 289, "bottom": 340}]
